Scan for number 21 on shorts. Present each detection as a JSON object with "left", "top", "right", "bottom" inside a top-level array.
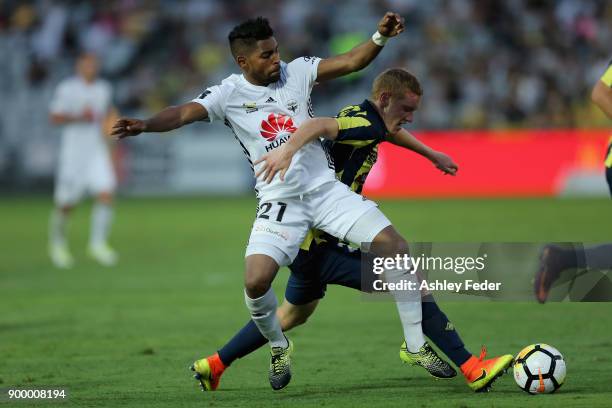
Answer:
[{"left": 257, "top": 202, "right": 288, "bottom": 222}]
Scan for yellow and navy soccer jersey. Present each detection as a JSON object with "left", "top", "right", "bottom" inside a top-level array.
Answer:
[
  {"left": 602, "top": 59, "right": 612, "bottom": 88},
  {"left": 297, "top": 100, "right": 389, "bottom": 252},
  {"left": 324, "top": 99, "right": 389, "bottom": 194},
  {"left": 603, "top": 59, "right": 612, "bottom": 170}
]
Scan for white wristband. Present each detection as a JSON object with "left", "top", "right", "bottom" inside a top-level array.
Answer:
[{"left": 371, "top": 31, "right": 389, "bottom": 47}]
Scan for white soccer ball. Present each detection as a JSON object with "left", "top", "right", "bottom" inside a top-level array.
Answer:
[{"left": 513, "top": 344, "right": 566, "bottom": 394}]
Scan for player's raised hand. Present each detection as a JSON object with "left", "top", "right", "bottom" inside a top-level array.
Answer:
[
  {"left": 254, "top": 146, "right": 294, "bottom": 184},
  {"left": 111, "top": 118, "right": 146, "bottom": 139},
  {"left": 377, "top": 12, "right": 404, "bottom": 37},
  {"left": 429, "top": 151, "right": 458, "bottom": 176}
]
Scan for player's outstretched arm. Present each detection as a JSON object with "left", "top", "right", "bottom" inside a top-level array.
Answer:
[
  {"left": 316, "top": 12, "right": 404, "bottom": 82},
  {"left": 50, "top": 110, "right": 96, "bottom": 125},
  {"left": 591, "top": 78, "right": 612, "bottom": 119},
  {"left": 387, "top": 128, "right": 458, "bottom": 175},
  {"left": 111, "top": 102, "right": 208, "bottom": 139},
  {"left": 255, "top": 118, "right": 339, "bottom": 183}
]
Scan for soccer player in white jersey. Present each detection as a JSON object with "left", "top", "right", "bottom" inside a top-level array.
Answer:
[
  {"left": 49, "top": 53, "right": 119, "bottom": 268},
  {"left": 112, "top": 14, "right": 455, "bottom": 390}
]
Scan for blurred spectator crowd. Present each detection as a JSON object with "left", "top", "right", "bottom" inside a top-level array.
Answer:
[{"left": 0, "top": 0, "right": 611, "bottom": 135}]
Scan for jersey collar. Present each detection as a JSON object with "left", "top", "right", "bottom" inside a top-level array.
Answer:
[{"left": 362, "top": 99, "right": 390, "bottom": 136}]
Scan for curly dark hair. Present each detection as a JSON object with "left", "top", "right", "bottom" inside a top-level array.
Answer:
[{"left": 228, "top": 17, "right": 274, "bottom": 58}]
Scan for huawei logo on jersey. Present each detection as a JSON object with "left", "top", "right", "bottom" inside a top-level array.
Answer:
[{"left": 260, "top": 113, "right": 296, "bottom": 141}]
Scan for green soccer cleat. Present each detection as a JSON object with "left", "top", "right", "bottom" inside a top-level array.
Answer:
[
  {"left": 400, "top": 341, "right": 457, "bottom": 379},
  {"left": 269, "top": 337, "right": 293, "bottom": 390}
]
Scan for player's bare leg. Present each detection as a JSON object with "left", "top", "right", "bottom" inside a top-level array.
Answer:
[
  {"left": 370, "top": 225, "right": 455, "bottom": 378},
  {"left": 244, "top": 254, "right": 293, "bottom": 390},
  {"left": 192, "top": 299, "right": 317, "bottom": 392},
  {"left": 277, "top": 299, "right": 319, "bottom": 330},
  {"left": 88, "top": 191, "right": 118, "bottom": 266},
  {"left": 49, "top": 204, "right": 75, "bottom": 269}
]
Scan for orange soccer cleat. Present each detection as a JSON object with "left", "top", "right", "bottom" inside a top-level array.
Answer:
[
  {"left": 461, "top": 346, "right": 513, "bottom": 392},
  {"left": 190, "top": 353, "right": 227, "bottom": 391}
]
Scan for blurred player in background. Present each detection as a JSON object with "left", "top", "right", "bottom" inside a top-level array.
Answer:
[
  {"left": 195, "top": 68, "right": 513, "bottom": 393},
  {"left": 534, "top": 59, "right": 612, "bottom": 303},
  {"left": 591, "top": 58, "right": 612, "bottom": 195},
  {"left": 48, "top": 53, "right": 119, "bottom": 269}
]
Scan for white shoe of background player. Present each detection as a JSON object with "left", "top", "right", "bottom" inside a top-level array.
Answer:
[
  {"left": 88, "top": 242, "right": 118, "bottom": 266},
  {"left": 49, "top": 243, "right": 74, "bottom": 269}
]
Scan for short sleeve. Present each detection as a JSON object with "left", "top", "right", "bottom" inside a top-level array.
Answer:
[
  {"left": 333, "top": 104, "right": 385, "bottom": 144},
  {"left": 191, "top": 84, "right": 230, "bottom": 123},
  {"left": 286, "top": 56, "right": 321, "bottom": 93},
  {"left": 49, "top": 82, "right": 71, "bottom": 114}
]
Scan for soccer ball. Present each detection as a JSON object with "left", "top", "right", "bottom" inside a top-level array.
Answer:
[{"left": 513, "top": 344, "right": 566, "bottom": 394}]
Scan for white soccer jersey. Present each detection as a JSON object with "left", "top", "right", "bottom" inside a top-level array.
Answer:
[
  {"left": 192, "top": 57, "right": 336, "bottom": 200},
  {"left": 49, "top": 77, "right": 113, "bottom": 162},
  {"left": 50, "top": 77, "right": 115, "bottom": 204}
]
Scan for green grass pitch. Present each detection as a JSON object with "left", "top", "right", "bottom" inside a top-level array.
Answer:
[{"left": 1, "top": 196, "right": 611, "bottom": 407}]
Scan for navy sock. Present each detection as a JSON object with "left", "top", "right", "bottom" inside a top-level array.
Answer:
[
  {"left": 421, "top": 295, "right": 472, "bottom": 367},
  {"left": 584, "top": 244, "right": 612, "bottom": 270},
  {"left": 555, "top": 244, "right": 612, "bottom": 270},
  {"left": 217, "top": 320, "right": 268, "bottom": 367}
]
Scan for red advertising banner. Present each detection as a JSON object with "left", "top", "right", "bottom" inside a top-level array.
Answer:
[{"left": 363, "top": 130, "right": 612, "bottom": 197}]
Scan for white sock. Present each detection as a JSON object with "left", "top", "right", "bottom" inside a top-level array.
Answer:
[
  {"left": 385, "top": 266, "right": 425, "bottom": 353},
  {"left": 90, "top": 203, "right": 113, "bottom": 246},
  {"left": 49, "top": 209, "right": 68, "bottom": 247},
  {"left": 396, "top": 301, "right": 425, "bottom": 352},
  {"left": 244, "top": 288, "right": 288, "bottom": 349}
]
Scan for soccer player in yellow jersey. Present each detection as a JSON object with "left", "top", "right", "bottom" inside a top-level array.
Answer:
[
  {"left": 591, "top": 58, "right": 612, "bottom": 195},
  {"left": 535, "top": 59, "right": 612, "bottom": 303}
]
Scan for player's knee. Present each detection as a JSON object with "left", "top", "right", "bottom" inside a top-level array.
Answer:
[
  {"left": 244, "top": 255, "right": 278, "bottom": 298},
  {"left": 372, "top": 226, "right": 409, "bottom": 255},
  {"left": 393, "top": 237, "right": 410, "bottom": 255},
  {"left": 374, "top": 232, "right": 409, "bottom": 256},
  {"left": 244, "top": 275, "right": 271, "bottom": 298}
]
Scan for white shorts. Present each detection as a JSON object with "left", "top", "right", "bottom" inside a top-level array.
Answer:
[
  {"left": 54, "top": 151, "right": 116, "bottom": 206},
  {"left": 245, "top": 181, "right": 391, "bottom": 266}
]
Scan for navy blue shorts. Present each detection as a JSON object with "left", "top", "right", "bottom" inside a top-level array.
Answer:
[{"left": 285, "top": 243, "right": 370, "bottom": 305}]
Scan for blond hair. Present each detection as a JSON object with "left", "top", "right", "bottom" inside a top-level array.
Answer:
[{"left": 371, "top": 68, "right": 423, "bottom": 99}]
